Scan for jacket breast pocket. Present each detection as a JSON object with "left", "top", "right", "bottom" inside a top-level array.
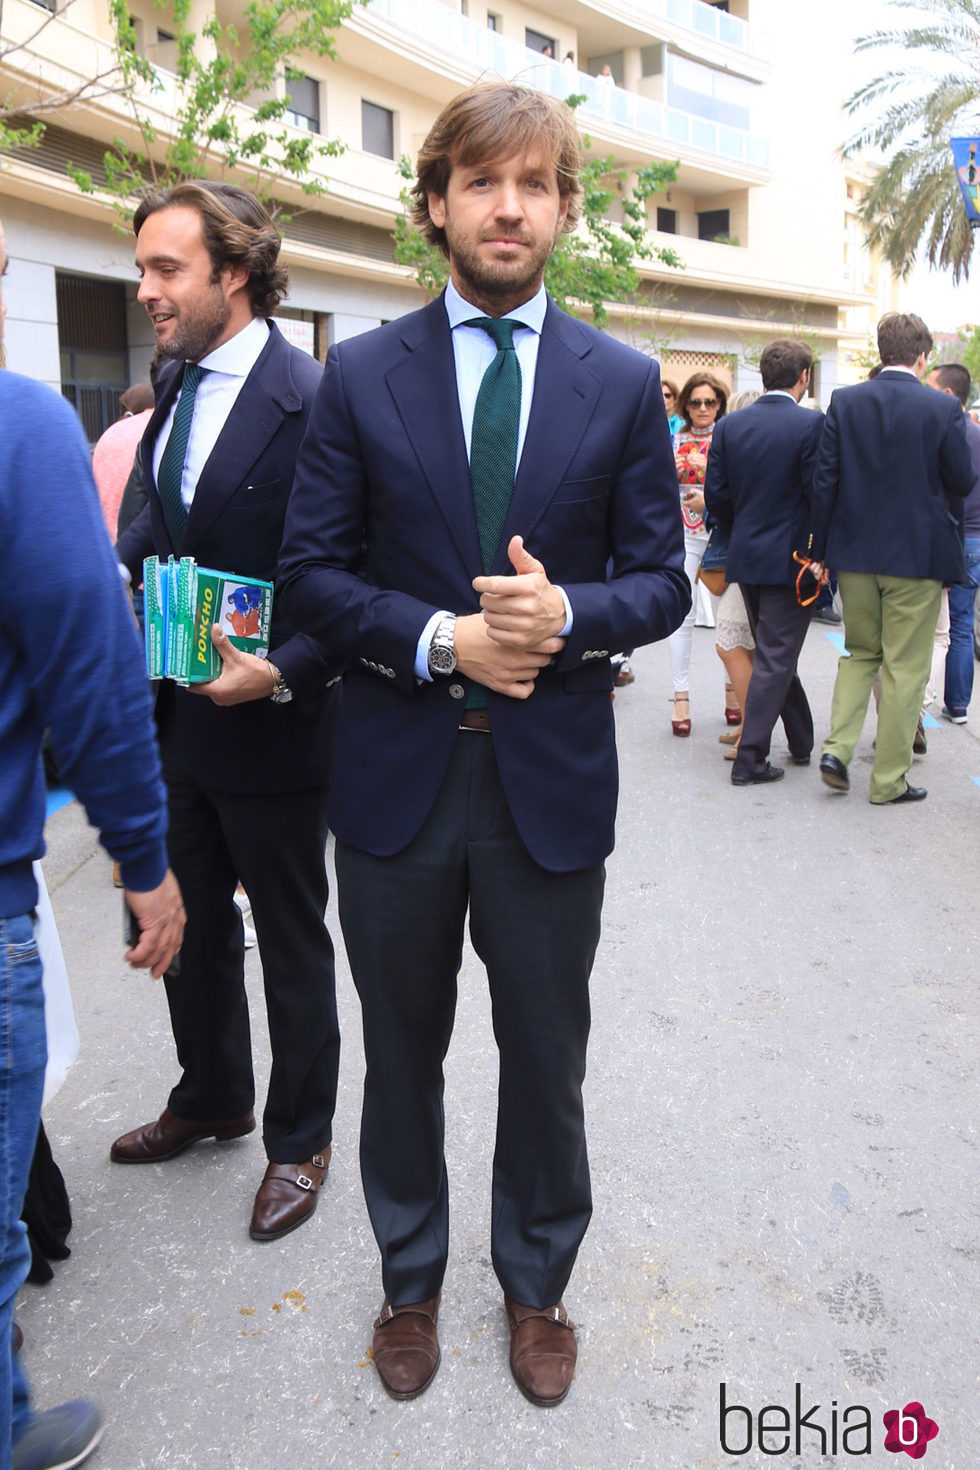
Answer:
[
  {"left": 234, "top": 478, "right": 284, "bottom": 509},
  {"left": 549, "top": 475, "right": 611, "bottom": 507}
]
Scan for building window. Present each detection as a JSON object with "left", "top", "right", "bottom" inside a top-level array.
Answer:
[
  {"left": 698, "top": 208, "right": 730, "bottom": 242},
  {"left": 362, "top": 100, "right": 394, "bottom": 160},
  {"left": 56, "top": 274, "right": 129, "bottom": 444},
  {"left": 657, "top": 208, "right": 677, "bottom": 235},
  {"left": 285, "top": 75, "right": 320, "bottom": 133},
  {"left": 487, "top": 12, "right": 500, "bottom": 31},
  {"left": 525, "top": 28, "right": 556, "bottom": 57}
]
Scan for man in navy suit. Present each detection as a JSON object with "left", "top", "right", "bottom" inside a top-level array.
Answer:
[
  {"left": 278, "top": 82, "right": 689, "bottom": 1406},
  {"left": 809, "top": 312, "right": 975, "bottom": 804},
  {"left": 113, "top": 183, "right": 341, "bottom": 1242},
  {"left": 704, "top": 339, "right": 824, "bottom": 786}
]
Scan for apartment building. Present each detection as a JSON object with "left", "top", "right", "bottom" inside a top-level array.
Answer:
[{"left": 1, "top": 0, "right": 877, "bottom": 434}]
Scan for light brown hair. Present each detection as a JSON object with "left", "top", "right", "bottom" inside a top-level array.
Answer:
[
  {"left": 410, "top": 82, "right": 583, "bottom": 258},
  {"left": 877, "top": 311, "right": 932, "bottom": 367}
]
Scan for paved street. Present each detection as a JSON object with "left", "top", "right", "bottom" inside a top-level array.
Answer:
[{"left": 21, "top": 620, "right": 978, "bottom": 1468}]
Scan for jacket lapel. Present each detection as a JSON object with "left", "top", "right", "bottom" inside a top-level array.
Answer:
[
  {"left": 385, "top": 298, "right": 482, "bottom": 574},
  {"left": 181, "top": 324, "right": 299, "bottom": 549},
  {"left": 498, "top": 302, "right": 600, "bottom": 569}
]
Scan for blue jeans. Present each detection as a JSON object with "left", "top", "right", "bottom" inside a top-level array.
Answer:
[
  {"left": 0, "top": 913, "right": 46, "bottom": 1469},
  {"left": 944, "top": 536, "right": 980, "bottom": 715}
]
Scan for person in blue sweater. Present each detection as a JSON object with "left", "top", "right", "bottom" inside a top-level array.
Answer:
[{"left": 0, "top": 220, "right": 184, "bottom": 1470}]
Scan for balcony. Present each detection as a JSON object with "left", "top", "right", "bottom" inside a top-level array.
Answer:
[
  {"left": 664, "top": 0, "right": 750, "bottom": 51},
  {"left": 360, "top": 0, "right": 770, "bottom": 178}
]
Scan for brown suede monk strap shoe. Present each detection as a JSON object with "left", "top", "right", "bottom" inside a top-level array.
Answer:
[
  {"left": 110, "top": 1107, "right": 255, "bottom": 1163},
  {"left": 249, "top": 1150, "right": 330, "bottom": 1241},
  {"left": 371, "top": 1292, "right": 441, "bottom": 1400},
  {"left": 504, "top": 1297, "right": 577, "bottom": 1407}
]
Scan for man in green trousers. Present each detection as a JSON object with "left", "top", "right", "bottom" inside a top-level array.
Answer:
[{"left": 808, "top": 313, "right": 975, "bottom": 804}]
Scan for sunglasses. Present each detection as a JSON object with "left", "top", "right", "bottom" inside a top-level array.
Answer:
[{"left": 688, "top": 397, "right": 718, "bottom": 409}]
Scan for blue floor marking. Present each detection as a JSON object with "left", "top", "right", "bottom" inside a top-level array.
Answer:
[
  {"left": 821, "top": 629, "right": 848, "bottom": 655},
  {"left": 45, "top": 786, "right": 73, "bottom": 819},
  {"left": 922, "top": 712, "right": 941, "bottom": 729}
]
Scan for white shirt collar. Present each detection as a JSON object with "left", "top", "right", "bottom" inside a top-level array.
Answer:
[
  {"left": 880, "top": 364, "right": 920, "bottom": 378},
  {"left": 195, "top": 315, "right": 270, "bottom": 377},
  {"left": 765, "top": 390, "right": 798, "bottom": 402},
  {"left": 444, "top": 279, "right": 547, "bottom": 335}
]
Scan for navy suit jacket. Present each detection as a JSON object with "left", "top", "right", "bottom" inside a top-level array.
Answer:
[
  {"left": 116, "top": 322, "right": 338, "bottom": 795},
  {"left": 808, "top": 369, "right": 976, "bottom": 581},
  {"left": 278, "top": 295, "right": 690, "bottom": 872},
  {"left": 704, "top": 394, "right": 824, "bottom": 586}
]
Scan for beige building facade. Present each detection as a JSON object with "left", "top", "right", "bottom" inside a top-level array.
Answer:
[{"left": 2, "top": 0, "right": 884, "bottom": 431}]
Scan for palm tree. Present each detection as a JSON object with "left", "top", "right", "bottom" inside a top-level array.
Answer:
[{"left": 844, "top": 0, "right": 980, "bottom": 282}]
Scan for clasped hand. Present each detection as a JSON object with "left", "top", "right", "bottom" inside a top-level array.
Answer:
[{"left": 455, "top": 536, "right": 566, "bottom": 700}]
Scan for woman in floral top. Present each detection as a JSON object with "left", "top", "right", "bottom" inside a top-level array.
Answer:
[{"left": 667, "top": 371, "right": 728, "bottom": 734}]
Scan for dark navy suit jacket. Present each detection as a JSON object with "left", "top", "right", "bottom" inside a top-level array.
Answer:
[
  {"left": 703, "top": 393, "right": 824, "bottom": 586},
  {"left": 278, "top": 295, "right": 690, "bottom": 872},
  {"left": 116, "top": 322, "right": 338, "bottom": 795},
  {"left": 808, "top": 369, "right": 976, "bottom": 581}
]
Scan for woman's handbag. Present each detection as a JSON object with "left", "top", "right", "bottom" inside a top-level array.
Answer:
[{"left": 696, "top": 519, "right": 729, "bottom": 597}]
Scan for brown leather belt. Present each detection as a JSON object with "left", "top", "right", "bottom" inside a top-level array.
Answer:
[{"left": 459, "top": 708, "right": 491, "bottom": 731}]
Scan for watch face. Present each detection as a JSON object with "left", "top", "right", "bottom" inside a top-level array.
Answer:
[{"left": 429, "top": 644, "right": 456, "bottom": 674}]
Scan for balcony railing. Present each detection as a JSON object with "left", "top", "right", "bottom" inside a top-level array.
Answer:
[
  {"left": 363, "top": 0, "right": 769, "bottom": 172},
  {"left": 664, "top": 0, "right": 749, "bottom": 52}
]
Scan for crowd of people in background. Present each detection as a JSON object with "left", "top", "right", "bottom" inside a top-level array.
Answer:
[{"left": 615, "top": 314, "right": 978, "bottom": 803}]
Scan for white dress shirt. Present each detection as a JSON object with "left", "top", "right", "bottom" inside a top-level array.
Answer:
[{"left": 152, "top": 316, "right": 271, "bottom": 507}]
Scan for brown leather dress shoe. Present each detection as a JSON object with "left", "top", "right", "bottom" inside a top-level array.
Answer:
[
  {"left": 505, "top": 1298, "right": 577, "bottom": 1407},
  {"left": 249, "top": 1150, "right": 330, "bottom": 1241},
  {"left": 371, "top": 1293, "right": 441, "bottom": 1400},
  {"left": 110, "top": 1107, "right": 255, "bottom": 1163}
]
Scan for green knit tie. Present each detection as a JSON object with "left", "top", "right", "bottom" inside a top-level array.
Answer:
[
  {"left": 157, "top": 363, "right": 206, "bottom": 549},
  {"left": 465, "top": 317, "right": 522, "bottom": 575}
]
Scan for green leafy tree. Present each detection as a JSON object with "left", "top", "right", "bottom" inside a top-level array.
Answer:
[
  {"left": 1, "top": 0, "right": 130, "bottom": 152},
  {"left": 63, "top": 0, "right": 360, "bottom": 218},
  {"left": 394, "top": 112, "right": 683, "bottom": 327},
  {"left": 955, "top": 322, "right": 980, "bottom": 391},
  {"left": 843, "top": 0, "right": 980, "bottom": 282}
]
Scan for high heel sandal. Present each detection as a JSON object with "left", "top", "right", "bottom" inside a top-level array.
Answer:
[
  {"left": 671, "top": 693, "right": 691, "bottom": 737},
  {"left": 724, "top": 682, "right": 741, "bottom": 726}
]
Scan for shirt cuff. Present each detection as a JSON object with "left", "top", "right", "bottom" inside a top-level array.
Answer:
[
  {"left": 414, "top": 609, "right": 451, "bottom": 682},
  {"left": 555, "top": 585, "right": 573, "bottom": 637}
]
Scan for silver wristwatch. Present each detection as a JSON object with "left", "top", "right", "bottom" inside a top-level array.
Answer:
[
  {"left": 267, "top": 660, "right": 294, "bottom": 704},
  {"left": 427, "top": 613, "right": 458, "bottom": 676}
]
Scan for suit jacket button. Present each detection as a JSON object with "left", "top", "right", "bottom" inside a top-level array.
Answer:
[{"left": 449, "top": 683, "right": 465, "bottom": 700}]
